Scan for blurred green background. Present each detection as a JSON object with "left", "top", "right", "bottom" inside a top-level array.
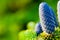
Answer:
[{"left": 0, "top": 0, "right": 58, "bottom": 40}]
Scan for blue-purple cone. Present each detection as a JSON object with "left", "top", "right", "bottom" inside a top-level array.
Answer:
[
  {"left": 39, "top": 2, "right": 58, "bottom": 34},
  {"left": 49, "top": 7, "right": 58, "bottom": 27},
  {"left": 35, "top": 23, "right": 43, "bottom": 36}
]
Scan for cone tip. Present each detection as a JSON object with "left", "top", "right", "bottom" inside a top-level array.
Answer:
[{"left": 39, "top": 2, "right": 47, "bottom": 8}]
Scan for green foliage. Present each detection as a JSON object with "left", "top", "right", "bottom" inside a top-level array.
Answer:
[
  {"left": 18, "top": 30, "right": 37, "bottom": 40},
  {"left": 37, "top": 27, "right": 60, "bottom": 40}
]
